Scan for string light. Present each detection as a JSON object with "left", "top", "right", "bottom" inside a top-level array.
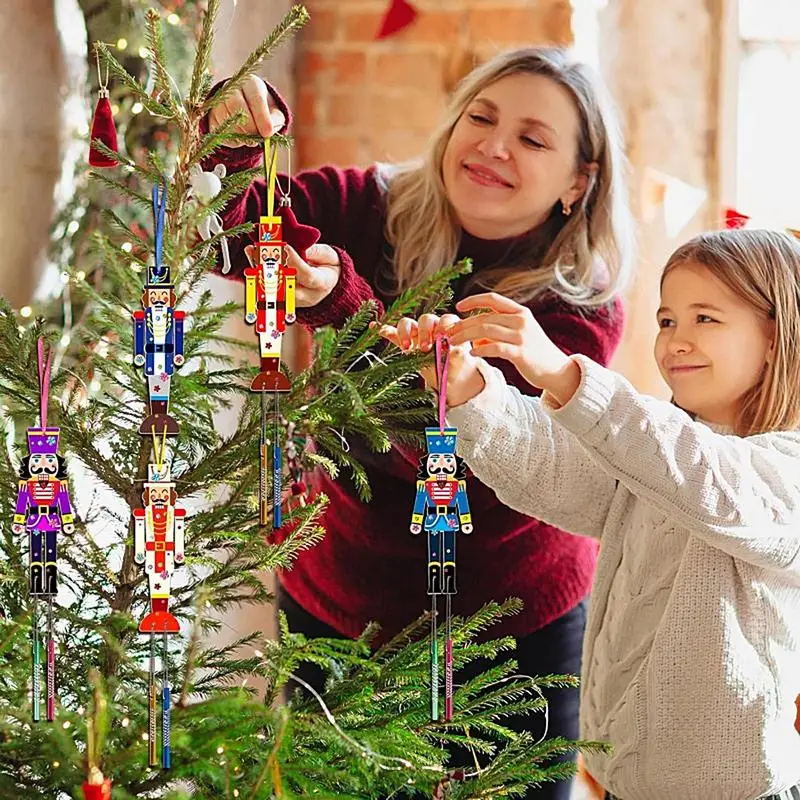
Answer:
[
  {"left": 67, "top": 220, "right": 80, "bottom": 235},
  {"left": 121, "top": 717, "right": 130, "bottom": 727},
  {"left": 62, "top": 720, "right": 71, "bottom": 729},
  {"left": 167, "top": 13, "right": 180, "bottom": 25},
  {"left": 121, "top": 242, "right": 133, "bottom": 253},
  {"left": 75, "top": 270, "right": 86, "bottom": 282},
  {"left": 117, "top": 38, "right": 128, "bottom": 50},
  {"left": 130, "top": 262, "right": 142, "bottom": 272},
  {"left": 216, "top": 745, "right": 224, "bottom": 754},
  {"left": 111, "top": 104, "right": 120, "bottom": 116},
  {"left": 52, "top": 761, "right": 60, "bottom": 768},
  {"left": 19, "top": 306, "right": 32, "bottom": 318},
  {"left": 138, "top": 46, "right": 150, "bottom": 59},
  {"left": 142, "top": 732, "right": 149, "bottom": 741},
  {"left": 89, "top": 379, "right": 102, "bottom": 393},
  {"left": 77, "top": 706, "right": 85, "bottom": 715},
  {"left": 233, "top": 791, "right": 239, "bottom": 798},
  {"left": 124, "top": 163, "right": 135, "bottom": 173},
  {"left": 131, "top": 102, "right": 144, "bottom": 115},
  {"left": 253, "top": 649, "right": 263, "bottom": 658},
  {"left": 60, "top": 334, "right": 70, "bottom": 348}
]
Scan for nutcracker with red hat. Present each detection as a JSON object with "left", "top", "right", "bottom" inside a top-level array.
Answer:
[
  {"left": 132, "top": 179, "right": 186, "bottom": 437},
  {"left": 12, "top": 339, "right": 75, "bottom": 722},
  {"left": 409, "top": 337, "right": 472, "bottom": 722},
  {"left": 133, "top": 429, "right": 185, "bottom": 768}
]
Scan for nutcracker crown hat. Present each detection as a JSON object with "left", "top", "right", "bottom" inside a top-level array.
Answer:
[
  {"left": 259, "top": 215, "right": 284, "bottom": 244},
  {"left": 27, "top": 427, "right": 61, "bottom": 456},
  {"left": 147, "top": 461, "right": 173, "bottom": 485},
  {"left": 28, "top": 339, "right": 60, "bottom": 456},
  {"left": 425, "top": 427, "right": 457, "bottom": 455}
]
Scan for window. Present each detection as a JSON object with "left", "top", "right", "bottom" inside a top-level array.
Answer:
[{"left": 735, "top": 1, "right": 800, "bottom": 227}]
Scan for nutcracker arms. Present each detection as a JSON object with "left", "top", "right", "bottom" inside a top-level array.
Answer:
[
  {"left": 410, "top": 478, "right": 473, "bottom": 535},
  {"left": 132, "top": 303, "right": 186, "bottom": 370},
  {"left": 243, "top": 250, "right": 297, "bottom": 328},
  {"left": 133, "top": 505, "right": 186, "bottom": 567},
  {"left": 12, "top": 477, "right": 75, "bottom": 535}
]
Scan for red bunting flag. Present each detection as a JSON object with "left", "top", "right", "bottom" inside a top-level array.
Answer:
[
  {"left": 724, "top": 207, "right": 750, "bottom": 229},
  {"left": 376, "top": 0, "right": 418, "bottom": 39}
]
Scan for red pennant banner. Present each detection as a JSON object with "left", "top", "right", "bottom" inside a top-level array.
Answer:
[
  {"left": 724, "top": 207, "right": 750, "bottom": 229},
  {"left": 376, "top": 0, "right": 418, "bottom": 39}
]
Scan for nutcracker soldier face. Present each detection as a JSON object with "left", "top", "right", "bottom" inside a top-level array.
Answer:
[
  {"left": 142, "top": 286, "right": 175, "bottom": 309},
  {"left": 19, "top": 429, "right": 67, "bottom": 481},
  {"left": 143, "top": 463, "right": 175, "bottom": 507},
  {"left": 261, "top": 244, "right": 282, "bottom": 269},
  {"left": 418, "top": 429, "right": 466, "bottom": 480}
]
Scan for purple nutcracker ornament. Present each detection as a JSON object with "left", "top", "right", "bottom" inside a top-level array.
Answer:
[{"left": 12, "top": 339, "right": 75, "bottom": 722}]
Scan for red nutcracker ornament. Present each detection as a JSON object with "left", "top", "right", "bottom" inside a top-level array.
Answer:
[
  {"left": 12, "top": 339, "right": 76, "bottom": 722},
  {"left": 133, "top": 430, "right": 184, "bottom": 768}
]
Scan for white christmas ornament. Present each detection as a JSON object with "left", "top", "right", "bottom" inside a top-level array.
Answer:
[{"left": 188, "top": 163, "right": 231, "bottom": 273}]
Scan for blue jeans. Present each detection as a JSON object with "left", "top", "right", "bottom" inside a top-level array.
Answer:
[{"left": 279, "top": 587, "right": 587, "bottom": 800}]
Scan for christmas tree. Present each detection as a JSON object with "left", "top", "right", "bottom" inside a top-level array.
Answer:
[{"left": 0, "top": 3, "right": 605, "bottom": 797}]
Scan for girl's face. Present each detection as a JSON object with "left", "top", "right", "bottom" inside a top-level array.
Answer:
[
  {"left": 655, "top": 262, "right": 775, "bottom": 428},
  {"left": 442, "top": 72, "right": 589, "bottom": 240}
]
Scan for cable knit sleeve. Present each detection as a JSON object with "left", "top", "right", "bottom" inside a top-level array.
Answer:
[
  {"left": 547, "top": 355, "right": 800, "bottom": 569},
  {"left": 446, "top": 359, "right": 619, "bottom": 539}
]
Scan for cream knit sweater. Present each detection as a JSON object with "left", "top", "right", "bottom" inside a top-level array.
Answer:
[{"left": 446, "top": 355, "right": 800, "bottom": 800}]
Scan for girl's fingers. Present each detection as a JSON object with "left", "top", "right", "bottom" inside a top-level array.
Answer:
[
  {"left": 417, "top": 314, "right": 441, "bottom": 351},
  {"left": 283, "top": 245, "right": 323, "bottom": 289},
  {"left": 456, "top": 292, "right": 526, "bottom": 315},
  {"left": 396, "top": 318, "right": 419, "bottom": 350},
  {"left": 470, "top": 341, "right": 515, "bottom": 361},
  {"left": 304, "top": 243, "right": 340, "bottom": 266},
  {"left": 439, "top": 313, "right": 461, "bottom": 332},
  {"left": 376, "top": 324, "right": 403, "bottom": 349},
  {"left": 448, "top": 321, "right": 521, "bottom": 347}
]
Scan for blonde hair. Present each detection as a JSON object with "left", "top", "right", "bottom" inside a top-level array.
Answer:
[
  {"left": 662, "top": 229, "right": 800, "bottom": 436},
  {"left": 382, "top": 47, "right": 635, "bottom": 307}
]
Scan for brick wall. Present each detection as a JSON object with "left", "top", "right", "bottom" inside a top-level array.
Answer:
[{"left": 294, "top": 0, "right": 574, "bottom": 169}]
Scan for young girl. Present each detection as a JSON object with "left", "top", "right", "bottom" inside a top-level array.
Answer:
[
  {"left": 205, "top": 48, "right": 634, "bottom": 798},
  {"left": 380, "top": 228, "right": 800, "bottom": 800}
]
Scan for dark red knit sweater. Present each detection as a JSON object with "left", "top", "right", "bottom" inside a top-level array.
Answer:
[{"left": 204, "top": 99, "right": 624, "bottom": 644}]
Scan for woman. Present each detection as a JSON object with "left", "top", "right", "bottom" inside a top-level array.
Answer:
[{"left": 205, "top": 48, "right": 635, "bottom": 799}]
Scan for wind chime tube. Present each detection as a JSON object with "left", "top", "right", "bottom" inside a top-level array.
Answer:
[
  {"left": 149, "top": 631, "right": 158, "bottom": 767},
  {"left": 431, "top": 595, "right": 439, "bottom": 721},
  {"left": 46, "top": 596, "right": 56, "bottom": 722},
  {"left": 445, "top": 593, "right": 453, "bottom": 722},
  {"left": 272, "top": 393, "right": 282, "bottom": 529},
  {"left": 259, "top": 392, "right": 270, "bottom": 527},
  {"left": 31, "top": 599, "right": 41, "bottom": 722},
  {"left": 162, "top": 631, "right": 171, "bottom": 769}
]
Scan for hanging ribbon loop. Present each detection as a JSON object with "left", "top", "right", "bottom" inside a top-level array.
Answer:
[
  {"left": 150, "top": 424, "right": 168, "bottom": 472},
  {"left": 434, "top": 335, "right": 450, "bottom": 434},
  {"left": 263, "top": 139, "right": 279, "bottom": 218},
  {"left": 152, "top": 179, "right": 168, "bottom": 281},
  {"left": 37, "top": 338, "right": 53, "bottom": 431}
]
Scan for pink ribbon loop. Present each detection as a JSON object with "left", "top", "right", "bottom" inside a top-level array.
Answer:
[
  {"left": 434, "top": 335, "right": 450, "bottom": 434},
  {"left": 37, "top": 338, "right": 53, "bottom": 431}
]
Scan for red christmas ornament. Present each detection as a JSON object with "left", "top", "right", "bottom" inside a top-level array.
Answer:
[
  {"left": 89, "top": 48, "right": 119, "bottom": 167},
  {"left": 376, "top": 0, "right": 418, "bottom": 39},
  {"left": 82, "top": 777, "right": 112, "bottom": 800},
  {"left": 724, "top": 207, "right": 749, "bottom": 229}
]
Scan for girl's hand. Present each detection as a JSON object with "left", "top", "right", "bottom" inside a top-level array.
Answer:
[
  {"left": 244, "top": 243, "right": 341, "bottom": 307},
  {"left": 376, "top": 313, "right": 486, "bottom": 407},
  {"left": 208, "top": 75, "right": 286, "bottom": 146},
  {"left": 449, "top": 293, "right": 581, "bottom": 407}
]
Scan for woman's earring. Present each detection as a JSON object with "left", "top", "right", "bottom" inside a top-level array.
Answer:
[{"left": 561, "top": 200, "right": 572, "bottom": 216}]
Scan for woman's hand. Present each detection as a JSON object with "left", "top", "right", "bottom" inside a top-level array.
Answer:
[
  {"left": 244, "top": 243, "right": 341, "bottom": 307},
  {"left": 448, "top": 292, "right": 581, "bottom": 406},
  {"left": 376, "top": 313, "right": 486, "bottom": 407},
  {"left": 208, "top": 75, "right": 286, "bottom": 145}
]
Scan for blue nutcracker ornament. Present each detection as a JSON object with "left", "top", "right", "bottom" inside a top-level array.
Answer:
[
  {"left": 132, "top": 181, "right": 185, "bottom": 437},
  {"left": 410, "top": 428, "right": 472, "bottom": 595},
  {"left": 409, "top": 336, "right": 472, "bottom": 722}
]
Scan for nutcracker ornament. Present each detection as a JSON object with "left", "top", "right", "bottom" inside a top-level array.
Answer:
[
  {"left": 245, "top": 139, "right": 319, "bottom": 529},
  {"left": 133, "top": 180, "right": 186, "bottom": 436},
  {"left": 133, "top": 429, "right": 185, "bottom": 768},
  {"left": 12, "top": 339, "right": 76, "bottom": 722},
  {"left": 409, "top": 336, "right": 472, "bottom": 722}
]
